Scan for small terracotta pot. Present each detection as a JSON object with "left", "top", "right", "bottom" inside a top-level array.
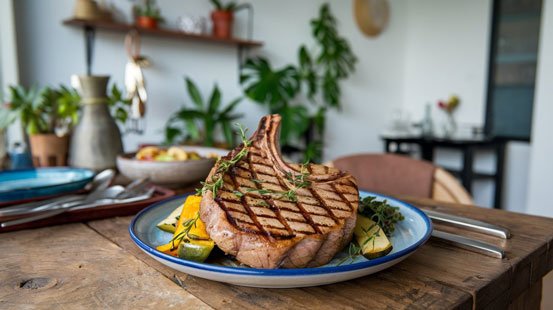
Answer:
[
  {"left": 211, "top": 10, "right": 233, "bottom": 39},
  {"left": 136, "top": 16, "right": 158, "bottom": 29},
  {"left": 29, "top": 134, "right": 69, "bottom": 167}
]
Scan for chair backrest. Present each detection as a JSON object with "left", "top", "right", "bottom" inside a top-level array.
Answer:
[{"left": 330, "top": 153, "right": 473, "bottom": 205}]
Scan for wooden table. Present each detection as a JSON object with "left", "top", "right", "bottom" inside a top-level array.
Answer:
[{"left": 1, "top": 197, "right": 552, "bottom": 309}]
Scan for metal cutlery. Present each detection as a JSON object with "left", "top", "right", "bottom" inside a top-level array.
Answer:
[
  {"left": 424, "top": 209, "right": 511, "bottom": 239},
  {"left": 1, "top": 185, "right": 124, "bottom": 217},
  {"left": 0, "top": 187, "right": 155, "bottom": 228},
  {"left": 432, "top": 230, "right": 505, "bottom": 258},
  {"left": 0, "top": 169, "right": 116, "bottom": 217},
  {"left": 423, "top": 208, "right": 511, "bottom": 259}
]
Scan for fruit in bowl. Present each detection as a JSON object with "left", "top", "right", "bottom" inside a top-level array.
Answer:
[
  {"left": 135, "top": 146, "right": 218, "bottom": 162},
  {"left": 117, "top": 146, "right": 228, "bottom": 188}
]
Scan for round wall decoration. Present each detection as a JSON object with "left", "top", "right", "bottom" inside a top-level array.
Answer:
[{"left": 353, "top": 0, "right": 390, "bottom": 37}]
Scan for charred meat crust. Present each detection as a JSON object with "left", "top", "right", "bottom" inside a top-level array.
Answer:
[{"left": 199, "top": 114, "right": 359, "bottom": 269}]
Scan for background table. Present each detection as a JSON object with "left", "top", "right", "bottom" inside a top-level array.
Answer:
[
  {"left": 381, "top": 135, "right": 507, "bottom": 209},
  {"left": 1, "top": 197, "right": 552, "bottom": 309}
]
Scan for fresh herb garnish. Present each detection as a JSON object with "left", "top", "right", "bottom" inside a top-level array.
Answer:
[
  {"left": 336, "top": 242, "right": 362, "bottom": 266},
  {"left": 168, "top": 212, "right": 203, "bottom": 250},
  {"left": 285, "top": 162, "right": 311, "bottom": 189},
  {"left": 255, "top": 201, "right": 270, "bottom": 207},
  {"left": 358, "top": 196, "right": 404, "bottom": 236},
  {"left": 231, "top": 163, "right": 312, "bottom": 202},
  {"left": 196, "top": 123, "right": 251, "bottom": 198}
]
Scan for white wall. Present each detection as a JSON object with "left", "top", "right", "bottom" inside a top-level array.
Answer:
[
  {"left": 526, "top": 0, "right": 553, "bottom": 217},
  {"left": 402, "top": 0, "right": 491, "bottom": 126},
  {"left": 398, "top": 0, "right": 532, "bottom": 211},
  {"left": 10, "top": 0, "right": 542, "bottom": 210},
  {"left": 0, "top": 0, "right": 23, "bottom": 144},
  {"left": 13, "top": 0, "right": 408, "bottom": 161}
]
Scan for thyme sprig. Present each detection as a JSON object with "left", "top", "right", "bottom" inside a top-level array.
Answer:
[
  {"left": 335, "top": 223, "right": 383, "bottom": 266},
  {"left": 358, "top": 196, "right": 404, "bottom": 236},
  {"left": 196, "top": 123, "right": 251, "bottom": 198},
  {"left": 231, "top": 163, "right": 312, "bottom": 202},
  {"left": 285, "top": 162, "right": 311, "bottom": 189},
  {"left": 168, "top": 212, "right": 203, "bottom": 250},
  {"left": 336, "top": 242, "right": 362, "bottom": 266}
]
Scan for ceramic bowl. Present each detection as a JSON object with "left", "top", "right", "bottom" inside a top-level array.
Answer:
[{"left": 116, "top": 146, "right": 228, "bottom": 188}]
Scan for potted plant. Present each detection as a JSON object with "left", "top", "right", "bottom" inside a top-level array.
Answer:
[
  {"left": 209, "top": 0, "right": 247, "bottom": 39},
  {"left": 0, "top": 85, "right": 81, "bottom": 167},
  {"left": 165, "top": 77, "right": 243, "bottom": 148},
  {"left": 240, "top": 4, "right": 357, "bottom": 162},
  {"left": 134, "top": 0, "right": 164, "bottom": 29}
]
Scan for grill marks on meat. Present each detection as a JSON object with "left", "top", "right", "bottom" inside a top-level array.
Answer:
[
  {"left": 214, "top": 150, "right": 357, "bottom": 240},
  {"left": 200, "top": 114, "right": 359, "bottom": 268}
]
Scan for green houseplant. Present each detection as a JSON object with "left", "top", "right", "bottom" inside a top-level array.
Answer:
[
  {"left": 0, "top": 83, "right": 131, "bottom": 167},
  {"left": 209, "top": 0, "right": 248, "bottom": 39},
  {"left": 134, "top": 0, "right": 164, "bottom": 29},
  {"left": 165, "top": 77, "right": 243, "bottom": 148},
  {"left": 0, "top": 85, "right": 81, "bottom": 166},
  {"left": 240, "top": 3, "right": 357, "bottom": 162}
]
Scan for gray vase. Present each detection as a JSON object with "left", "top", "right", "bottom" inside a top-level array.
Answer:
[{"left": 70, "top": 75, "right": 123, "bottom": 171}]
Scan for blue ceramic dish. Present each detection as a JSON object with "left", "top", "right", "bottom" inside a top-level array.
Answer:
[
  {"left": 129, "top": 191, "right": 432, "bottom": 288},
  {"left": 0, "top": 167, "right": 95, "bottom": 202}
]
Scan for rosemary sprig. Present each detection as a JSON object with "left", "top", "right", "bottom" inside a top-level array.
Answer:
[{"left": 196, "top": 123, "right": 251, "bottom": 198}]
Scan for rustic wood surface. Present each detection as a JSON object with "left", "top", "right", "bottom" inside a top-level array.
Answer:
[{"left": 1, "top": 196, "right": 552, "bottom": 309}]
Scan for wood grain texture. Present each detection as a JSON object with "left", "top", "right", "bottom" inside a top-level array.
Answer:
[
  {"left": 3, "top": 195, "right": 553, "bottom": 309},
  {"left": 403, "top": 197, "right": 553, "bottom": 308},
  {"left": 0, "top": 223, "right": 211, "bottom": 309},
  {"left": 88, "top": 216, "right": 472, "bottom": 309}
]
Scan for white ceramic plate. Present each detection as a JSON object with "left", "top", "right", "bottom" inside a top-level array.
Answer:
[{"left": 129, "top": 191, "right": 432, "bottom": 288}]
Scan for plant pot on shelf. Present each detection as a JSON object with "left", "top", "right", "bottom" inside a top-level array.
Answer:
[
  {"left": 136, "top": 16, "right": 159, "bottom": 29},
  {"left": 211, "top": 10, "right": 233, "bottom": 39},
  {"left": 29, "top": 134, "right": 70, "bottom": 167}
]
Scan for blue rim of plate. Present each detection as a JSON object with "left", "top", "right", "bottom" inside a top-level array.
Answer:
[
  {"left": 0, "top": 167, "right": 94, "bottom": 196},
  {"left": 129, "top": 192, "right": 433, "bottom": 276}
]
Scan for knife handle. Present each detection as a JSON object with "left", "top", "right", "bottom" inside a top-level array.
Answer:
[
  {"left": 425, "top": 209, "right": 511, "bottom": 239},
  {"left": 432, "top": 230, "right": 505, "bottom": 259}
]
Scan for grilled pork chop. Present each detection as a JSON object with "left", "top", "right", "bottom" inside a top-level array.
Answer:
[{"left": 200, "top": 114, "right": 359, "bottom": 268}]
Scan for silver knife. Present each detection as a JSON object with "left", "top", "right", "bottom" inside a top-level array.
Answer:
[
  {"left": 0, "top": 188, "right": 155, "bottom": 228},
  {"left": 424, "top": 209, "right": 511, "bottom": 239},
  {"left": 432, "top": 230, "right": 505, "bottom": 259}
]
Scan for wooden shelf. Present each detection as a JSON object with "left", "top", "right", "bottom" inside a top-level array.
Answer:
[{"left": 63, "top": 18, "right": 263, "bottom": 48}]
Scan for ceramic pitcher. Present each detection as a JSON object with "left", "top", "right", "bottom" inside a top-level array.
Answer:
[{"left": 70, "top": 75, "right": 123, "bottom": 170}]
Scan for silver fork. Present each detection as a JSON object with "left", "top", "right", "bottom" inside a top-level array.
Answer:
[{"left": 0, "top": 187, "right": 155, "bottom": 228}]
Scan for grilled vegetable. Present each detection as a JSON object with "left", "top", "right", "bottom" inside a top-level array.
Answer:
[
  {"left": 354, "top": 214, "right": 393, "bottom": 259},
  {"left": 177, "top": 239, "right": 215, "bottom": 262},
  {"left": 156, "top": 195, "right": 213, "bottom": 262},
  {"left": 156, "top": 205, "right": 183, "bottom": 233}
]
